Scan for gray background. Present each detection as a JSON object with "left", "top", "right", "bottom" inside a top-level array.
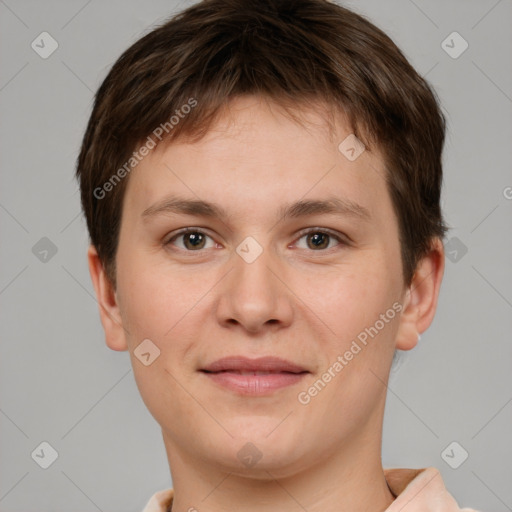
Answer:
[{"left": 0, "top": 0, "right": 511, "bottom": 510}]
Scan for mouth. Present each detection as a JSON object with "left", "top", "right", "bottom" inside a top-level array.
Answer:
[
  {"left": 200, "top": 356, "right": 309, "bottom": 395},
  {"left": 203, "top": 370, "right": 306, "bottom": 375},
  {"left": 201, "top": 355, "right": 308, "bottom": 373}
]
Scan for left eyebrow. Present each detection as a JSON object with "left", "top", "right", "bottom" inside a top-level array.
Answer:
[
  {"left": 141, "top": 195, "right": 371, "bottom": 223},
  {"left": 278, "top": 197, "right": 371, "bottom": 222}
]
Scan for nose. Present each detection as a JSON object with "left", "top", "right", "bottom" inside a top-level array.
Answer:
[{"left": 215, "top": 241, "right": 294, "bottom": 334}]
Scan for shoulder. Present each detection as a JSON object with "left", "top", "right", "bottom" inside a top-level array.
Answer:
[
  {"left": 141, "top": 488, "right": 174, "bottom": 512},
  {"left": 384, "top": 467, "right": 481, "bottom": 512}
]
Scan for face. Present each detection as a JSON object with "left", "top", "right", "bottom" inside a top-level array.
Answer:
[{"left": 91, "top": 95, "right": 440, "bottom": 479}]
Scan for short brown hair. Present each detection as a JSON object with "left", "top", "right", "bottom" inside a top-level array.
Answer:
[{"left": 76, "top": 0, "right": 447, "bottom": 289}]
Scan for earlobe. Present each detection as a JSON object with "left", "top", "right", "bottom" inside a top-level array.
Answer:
[
  {"left": 87, "top": 245, "right": 128, "bottom": 352},
  {"left": 395, "top": 238, "right": 445, "bottom": 351}
]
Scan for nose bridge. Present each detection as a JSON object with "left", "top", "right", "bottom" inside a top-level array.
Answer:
[
  {"left": 217, "top": 235, "right": 292, "bottom": 331},
  {"left": 233, "top": 237, "right": 277, "bottom": 306}
]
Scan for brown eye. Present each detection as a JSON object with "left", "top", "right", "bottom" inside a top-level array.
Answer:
[
  {"left": 182, "top": 232, "right": 206, "bottom": 250},
  {"left": 295, "top": 229, "right": 346, "bottom": 251},
  {"left": 306, "top": 232, "right": 330, "bottom": 250},
  {"left": 165, "top": 229, "right": 215, "bottom": 251}
]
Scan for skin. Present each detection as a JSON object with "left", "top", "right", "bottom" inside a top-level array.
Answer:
[{"left": 88, "top": 95, "right": 444, "bottom": 512}]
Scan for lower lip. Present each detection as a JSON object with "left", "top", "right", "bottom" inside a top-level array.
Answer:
[{"left": 201, "top": 371, "right": 308, "bottom": 395}]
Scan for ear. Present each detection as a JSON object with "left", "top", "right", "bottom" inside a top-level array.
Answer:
[
  {"left": 87, "top": 245, "right": 128, "bottom": 351},
  {"left": 395, "top": 238, "right": 445, "bottom": 351}
]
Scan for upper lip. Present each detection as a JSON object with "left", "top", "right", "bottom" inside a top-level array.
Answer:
[{"left": 201, "top": 356, "right": 308, "bottom": 373}]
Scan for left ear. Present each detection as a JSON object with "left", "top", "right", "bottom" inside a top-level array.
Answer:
[{"left": 395, "top": 237, "right": 445, "bottom": 351}]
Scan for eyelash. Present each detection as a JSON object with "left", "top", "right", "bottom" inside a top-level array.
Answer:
[{"left": 164, "top": 227, "right": 349, "bottom": 253}]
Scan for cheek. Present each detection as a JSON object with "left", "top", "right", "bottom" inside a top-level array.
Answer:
[
  {"left": 302, "top": 258, "right": 398, "bottom": 343},
  {"left": 117, "top": 259, "right": 205, "bottom": 426},
  {"left": 299, "top": 256, "right": 401, "bottom": 414},
  {"left": 300, "top": 267, "right": 400, "bottom": 422},
  {"left": 116, "top": 253, "right": 201, "bottom": 340},
  {"left": 129, "top": 348, "right": 201, "bottom": 440}
]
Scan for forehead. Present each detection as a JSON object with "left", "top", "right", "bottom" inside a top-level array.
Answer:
[
  {"left": 121, "top": 95, "right": 392, "bottom": 228},
  {"left": 177, "top": 95, "right": 353, "bottom": 151}
]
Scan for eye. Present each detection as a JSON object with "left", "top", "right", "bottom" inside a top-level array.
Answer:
[
  {"left": 294, "top": 228, "right": 346, "bottom": 251},
  {"left": 164, "top": 227, "right": 348, "bottom": 253},
  {"left": 165, "top": 228, "right": 216, "bottom": 251}
]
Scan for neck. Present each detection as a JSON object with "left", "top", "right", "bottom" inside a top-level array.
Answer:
[{"left": 163, "top": 422, "right": 395, "bottom": 512}]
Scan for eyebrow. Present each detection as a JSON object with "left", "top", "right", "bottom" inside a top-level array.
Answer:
[{"left": 141, "top": 195, "right": 371, "bottom": 223}]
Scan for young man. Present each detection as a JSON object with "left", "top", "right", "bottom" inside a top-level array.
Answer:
[{"left": 76, "top": 1, "right": 480, "bottom": 510}]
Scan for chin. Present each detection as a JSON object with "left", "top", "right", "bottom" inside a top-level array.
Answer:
[{"left": 212, "top": 443, "right": 308, "bottom": 480}]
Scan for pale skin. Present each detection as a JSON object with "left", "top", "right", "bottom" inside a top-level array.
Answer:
[{"left": 88, "top": 95, "right": 444, "bottom": 512}]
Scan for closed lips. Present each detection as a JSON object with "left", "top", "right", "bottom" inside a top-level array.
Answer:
[
  {"left": 200, "top": 356, "right": 309, "bottom": 374},
  {"left": 206, "top": 370, "right": 305, "bottom": 375}
]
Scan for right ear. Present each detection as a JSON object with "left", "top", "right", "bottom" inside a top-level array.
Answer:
[{"left": 87, "top": 245, "right": 128, "bottom": 351}]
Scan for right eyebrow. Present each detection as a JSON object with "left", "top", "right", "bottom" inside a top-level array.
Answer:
[{"left": 141, "top": 196, "right": 229, "bottom": 221}]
